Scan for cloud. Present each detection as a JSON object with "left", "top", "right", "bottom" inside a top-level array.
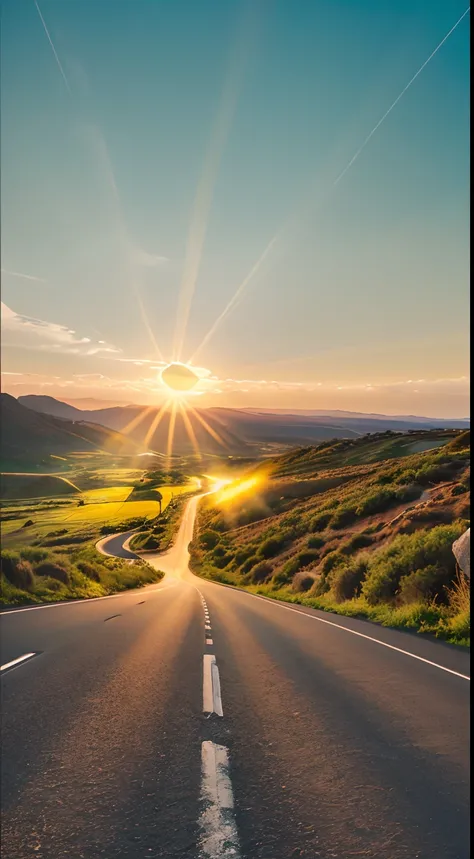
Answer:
[{"left": 1, "top": 303, "right": 120, "bottom": 356}]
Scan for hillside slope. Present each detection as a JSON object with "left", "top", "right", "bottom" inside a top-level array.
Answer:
[
  {"left": 190, "top": 430, "right": 470, "bottom": 643},
  {"left": 0, "top": 394, "right": 139, "bottom": 470},
  {"left": 17, "top": 395, "right": 469, "bottom": 455}
]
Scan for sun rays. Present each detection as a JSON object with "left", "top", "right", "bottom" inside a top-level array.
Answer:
[{"left": 117, "top": 392, "right": 228, "bottom": 465}]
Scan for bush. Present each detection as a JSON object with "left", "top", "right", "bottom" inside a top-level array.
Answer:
[
  {"left": 272, "top": 568, "right": 293, "bottom": 588},
  {"left": 250, "top": 561, "right": 273, "bottom": 583},
  {"left": 310, "top": 511, "right": 333, "bottom": 532},
  {"left": 1, "top": 554, "right": 35, "bottom": 591},
  {"left": 395, "top": 484, "right": 422, "bottom": 503},
  {"left": 235, "top": 547, "right": 254, "bottom": 565},
  {"left": 76, "top": 561, "right": 102, "bottom": 582},
  {"left": 241, "top": 555, "right": 260, "bottom": 574},
  {"left": 330, "top": 506, "right": 357, "bottom": 529},
  {"left": 23, "top": 519, "right": 34, "bottom": 528},
  {"left": 200, "top": 530, "right": 220, "bottom": 550},
  {"left": 355, "top": 489, "right": 396, "bottom": 518},
  {"left": 331, "top": 556, "right": 369, "bottom": 601},
  {"left": 398, "top": 564, "right": 453, "bottom": 605},
  {"left": 19, "top": 547, "right": 50, "bottom": 562},
  {"left": 258, "top": 536, "right": 285, "bottom": 559},
  {"left": 307, "top": 535, "right": 325, "bottom": 549},
  {"left": 35, "top": 562, "right": 71, "bottom": 585},
  {"left": 293, "top": 573, "right": 315, "bottom": 593},
  {"left": 362, "top": 522, "right": 465, "bottom": 606},
  {"left": 296, "top": 549, "right": 320, "bottom": 568},
  {"left": 452, "top": 484, "right": 468, "bottom": 496},
  {"left": 342, "top": 532, "right": 374, "bottom": 554}
]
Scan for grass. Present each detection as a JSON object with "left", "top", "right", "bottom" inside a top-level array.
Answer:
[
  {"left": 1, "top": 544, "right": 163, "bottom": 606},
  {"left": 189, "top": 429, "right": 470, "bottom": 646}
]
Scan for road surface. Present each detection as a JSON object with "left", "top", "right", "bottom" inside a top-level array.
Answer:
[{"left": 1, "top": 495, "right": 470, "bottom": 858}]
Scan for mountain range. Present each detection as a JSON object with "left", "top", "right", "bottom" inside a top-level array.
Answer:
[{"left": 0, "top": 394, "right": 467, "bottom": 470}]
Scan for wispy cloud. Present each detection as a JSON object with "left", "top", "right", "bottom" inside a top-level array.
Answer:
[
  {"left": 34, "top": 0, "right": 71, "bottom": 93},
  {"left": 1, "top": 268, "right": 47, "bottom": 283},
  {"left": 1, "top": 302, "right": 120, "bottom": 356}
]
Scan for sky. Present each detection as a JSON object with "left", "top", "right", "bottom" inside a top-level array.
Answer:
[{"left": 0, "top": 0, "right": 470, "bottom": 417}]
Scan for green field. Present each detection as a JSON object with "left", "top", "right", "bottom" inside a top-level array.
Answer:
[{"left": 1, "top": 480, "right": 196, "bottom": 550}]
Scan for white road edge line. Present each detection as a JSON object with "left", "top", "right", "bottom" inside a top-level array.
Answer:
[
  {"left": 1, "top": 652, "right": 37, "bottom": 673},
  {"left": 224, "top": 588, "right": 470, "bottom": 681},
  {"left": 203, "top": 654, "right": 224, "bottom": 716},
  {"left": 199, "top": 741, "right": 240, "bottom": 858},
  {"left": 0, "top": 580, "right": 177, "bottom": 615}
]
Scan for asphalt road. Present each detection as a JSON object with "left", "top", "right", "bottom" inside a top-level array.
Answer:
[{"left": 1, "top": 495, "right": 470, "bottom": 858}]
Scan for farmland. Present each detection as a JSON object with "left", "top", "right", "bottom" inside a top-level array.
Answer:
[{"left": 0, "top": 452, "right": 199, "bottom": 604}]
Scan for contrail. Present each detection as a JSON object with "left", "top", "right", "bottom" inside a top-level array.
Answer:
[
  {"left": 332, "top": 6, "right": 471, "bottom": 188},
  {"left": 1, "top": 268, "right": 47, "bottom": 283},
  {"left": 34, "top": 0, "right": 71, "bottom": 93},
  {"left": 190, "top": 6, "right": 470, "bottom": 360},
  {"left": 172, "top": 2, "right": 262, "bottom": 362}
]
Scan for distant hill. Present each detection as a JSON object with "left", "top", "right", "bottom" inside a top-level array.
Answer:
[
  {"left": 0, "top": 394, "right": 139, "bottom": 470},
  {"left": 16, "top": 395, "right": 469, "bottom": 456}
]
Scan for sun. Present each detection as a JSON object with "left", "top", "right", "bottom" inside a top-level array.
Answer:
[{"left": 161, "top": 362, "right": 200, "bottom": 393}]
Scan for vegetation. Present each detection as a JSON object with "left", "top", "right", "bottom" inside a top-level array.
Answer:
[
  {"left": 1, "top": 545, "right": 162, "bottom": 606},
  {"left": 190, "top": 429, "right": 470, "bottom": 645}
]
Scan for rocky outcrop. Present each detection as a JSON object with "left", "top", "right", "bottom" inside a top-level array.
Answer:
[{"left": 453, "top": 528, "right": 470, "bottom": 578}]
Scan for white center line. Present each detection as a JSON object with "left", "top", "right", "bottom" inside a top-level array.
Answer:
[
  {"left": 203, "top": 654, "right": 223, "bottom": 716},
  {"left": 199, "top": 741, "right": 240, "bottom": 858},
  {"left": 206, "top": 638, "right": 214, "bottom": 645},
  {"left": 1, "top": 652, "right": 37, "bottom": 673}
]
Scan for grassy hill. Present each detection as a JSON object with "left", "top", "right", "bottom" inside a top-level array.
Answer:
[
  {"left": 190, "top": 429, "right": 470, "bottom": 644},
  {"left": 0, "top": 394, "right": 139, "bottom": 470}
]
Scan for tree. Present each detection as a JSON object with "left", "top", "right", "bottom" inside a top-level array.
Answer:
[{"left": 155, "top": 490, "right": 163, "bottom": 515}]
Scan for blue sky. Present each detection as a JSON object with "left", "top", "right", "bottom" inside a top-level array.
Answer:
[{"left": 1, "top": 0, "right": 469, "bottom": 416}]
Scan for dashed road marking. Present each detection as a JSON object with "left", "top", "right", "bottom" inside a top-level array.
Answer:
[
  {"left": 198, "top": 741, "right": 240, "bottom": 858},
  {"left": 1, "top": 652, "right": 38, "bottom": 673},
  {"left": 206, "top": 638, "right": 214, "bottom": 645},
  {"left": 203, "top": 654, "right": 223, "bottom": 716}
]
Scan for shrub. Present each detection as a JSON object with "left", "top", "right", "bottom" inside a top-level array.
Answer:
[
  {"left": 235, "top": 547, "right": 254, "bottom": 565},
  {"left": 19, "top": 547, "right": 50, "bottom": 562},
  {"left": 342, "top": 532, "right": 374, "bottom": 554},
  {"left": 355, "top": 489, "right": 396, "bottom": 518},
  {"left": 213, "top": 552, "right": 234, "bottom": 569},
  {"left": 35, "top": 562, "right": 71, "bottom": 585},
  {"left": 241, "top": 554, "right": 260, "bottom": 574},
  {"left": 258, "top": 536, "right": 285, "bottom": 559},
  {"left": 307, "top": 535, "right": 325, "bottom": 549},
  {"left": 272, "top": 568, "right": 293, "bottom": 588},
  {"left": 281, "top": 557, "right": 301, "bottom": 576},
  {"left": 200, "top": 530, "right": 220, "bottom": 550},
  {"left": 452, "top": 484, "right": 468, "bottom": 496},
  {"left": 250, "top": 561, "right": 273, "bottom": 583},
  {"left": 330, "top": 506, "right": 357, "bottom": 529},
  {"left": 1, "top": 556, "right": 35, "bottom": 591},
  {"left": 213, "top": 545, "right": 227, "bottom": 559},
  {"left": 331, "top": 556, "right": 369, "bottom": 601},
  {"left": 296, "top": 549, "right": 320, "bottom": 568},
  {"left": 321, "top": 551, "right": 345, "bottom": 575},
  {"left": 395, "top": 484, "right": 422, "bottom": 503},
  {"left": 76, "top": 561, "right": 102, "bottom": 582},
  {"left": 398, "top": 564, "right": 453, "bottom": 605},
  {"left": 293, "top": 573, "right": 315, "bottom": 593},
  {"left": 23, "top": 519, "right": 34, "bottom": 528},
  {"left": 310, "top": 511, "right": 333, "bottom": 532},
  {"left": 362, "top": 522, "right": 465, "bottom": 606}
]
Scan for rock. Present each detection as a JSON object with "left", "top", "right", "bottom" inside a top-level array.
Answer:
[{"left": 452, "top": 528, "right": 470, "bottom": 578}]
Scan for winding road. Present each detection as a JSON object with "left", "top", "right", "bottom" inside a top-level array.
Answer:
[{"left": 1, "top": 494, "right": 470, "bottom": 858}]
